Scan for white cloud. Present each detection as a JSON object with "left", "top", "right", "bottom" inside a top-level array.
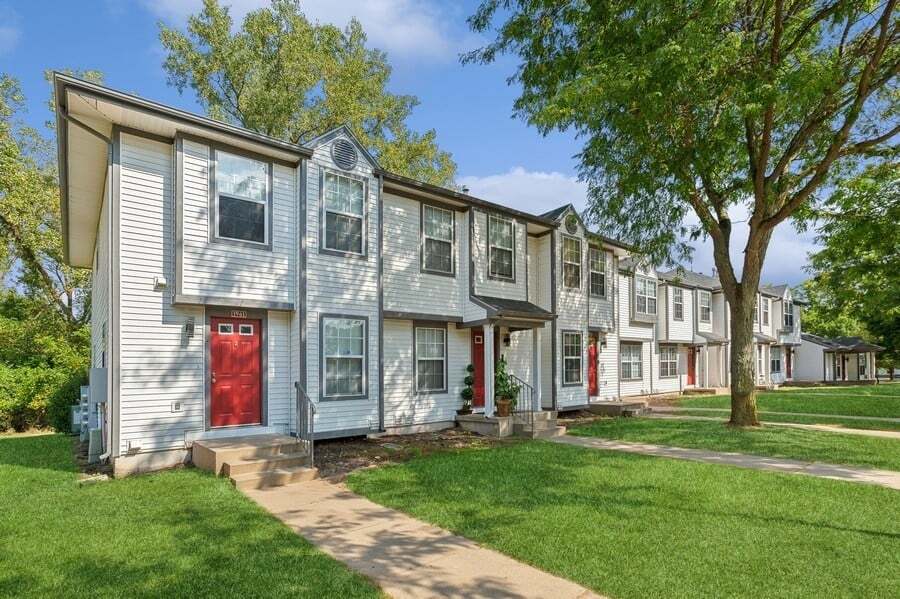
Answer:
[
  {"left": 460, "top": 167, "right": 819, "bottom": 286},
  {"left": 0, "top": 4, "right": 21, "bottom": 56},
  {"left": 143, "top": 0, "right": 474, "bottom": 63}
]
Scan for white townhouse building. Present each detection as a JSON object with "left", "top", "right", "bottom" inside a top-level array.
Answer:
[{"left": 56, "top": 75, "right": 811, "bottom": 477}]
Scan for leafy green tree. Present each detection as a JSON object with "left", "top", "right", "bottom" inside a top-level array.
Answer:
[
  {"left": 467, "top": 0, "right": 900, "bottom": 425},
  {"left": 805, "top": 163, "right": 899, "bottom": 375},
  {"left": 159, "top": 0, "right": 457, "bottom": 185}
]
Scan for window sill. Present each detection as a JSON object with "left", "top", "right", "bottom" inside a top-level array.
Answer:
[
  {"left": 487, "top": 273, "right": 516, "bottom": 283},
  {"left": 415, "top": 388, "right": 449, "bottom": 396},
  {"left": 211, "top": 235, "right": 272, "bottom": 251},
  {"left": 320, "top": 394, "right": 369, "bottom": 402},
  {"left": 319, "top": 247, "right": 368, "bottom": 260},
  {"left": 420, "top": 268, "right": 456, "bottom": 278},
  {"left": 561, "top": 381, "right": 583, "bottom": 387}
]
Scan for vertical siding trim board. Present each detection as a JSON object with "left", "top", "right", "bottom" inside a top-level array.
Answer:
[
  {"left": 299, "top": 160, "right": 308, "bottom": 395},
  {"left": 411, "top": 321, "right": 450, "bottom": 395},
  {"left": 550, "top": 229, "right": 558, "bottom": 409},
  {"left": 174, "top": 136, "right": 184, "bottom": 297},
  {"left": 468, "top": 208, "right": 476, "bottom": 298},
  {"left": 377, "top": 173, "right": 385, "bottom": 430},
  {"left": 419, "top": 200, "right": 457, "bottom": 277},
  {"left": 524, "top": 231, "right": 529, "bottom": 300},
  {"left": 206, "top": 141, "right": 275, "bottom": 252},
  {"left": 317, "top": 167, "right": 369, "bottom": 260},
  {"left": 204, "top": 307, "right": 269, "bottom": 429},
  {"left": 110, "top": 128, "right": 121, "bottom": 458},
  {"left": 318, "top": 313, "right": 370, "bottom": 402}
]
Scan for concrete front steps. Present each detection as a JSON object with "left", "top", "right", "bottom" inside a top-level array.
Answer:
[
  {"left": 192, "top": 434, "right": 317, "bottom": 491},
  {"left": 514, "top": 411, "right": 567, "bottom": 439},
  {"left": 586, "top": 401, "right": 649, "bottom": 417}
]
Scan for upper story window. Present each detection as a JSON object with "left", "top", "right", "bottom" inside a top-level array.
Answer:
[
  {"left": 635, "top": 277, "right": 657, "bottom": 315},
  {"left": 762, "top": 299, "right": 770, "bottom": 326},
  {"left": 416, "top": 326, "right": 447, "bottom": 392},
  {"left": 753, "top": 297, "right": 759, "bottom": 323},
  {"left": 488, "top": 215, "right": 514, "bottom": 280},
  {"left": 589, "top": 247, "right": 606, "bottom": 297},
  {"left": 673, "top": 288, "right": 684, "bottom": 321},
  {"left": 784, "top": 302, "right": 795, "bottom": 328},
  {"left": 323, "top": 171, "right": 365, "bottom": 255},
  {"left": 322, "top": 317, "right": 366, "bottom": 398},
  {"left": 422, "top": 205, "right": 454, "bottom": 275},
  {"left": 699, "top": 291, "right": 711, "bottom": 323},
  {"left": 214, "top": 150, "right": 269, "bottom": 245},
  {"left": 563, "top": 237, "right": 582, "bottom": 289}
]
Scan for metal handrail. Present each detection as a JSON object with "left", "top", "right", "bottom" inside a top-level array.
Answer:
[
  {"left": 294, "top": 382, "right": 316, "bottom": 468},
  {"left": 510, "top": 374, "right": 536, "bottom": 437}
]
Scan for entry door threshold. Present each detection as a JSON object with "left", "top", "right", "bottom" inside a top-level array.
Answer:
[{"left": 186, "top": 425, "right": 285, "bottom": 444}]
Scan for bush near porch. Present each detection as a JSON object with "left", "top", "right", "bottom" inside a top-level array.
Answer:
[{"left": 0, "top": 434, "right": 382, "bottom": 598}]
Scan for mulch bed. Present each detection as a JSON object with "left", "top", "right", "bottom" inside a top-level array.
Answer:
[{"left": 312, "top": 428, "right": 508, "bottom": 480}]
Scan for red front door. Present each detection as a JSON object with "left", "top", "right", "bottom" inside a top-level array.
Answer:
[
  {"left": 588, "top": 337, "right": 598, "bottom": 396},
  {"left": 471, "top": 328, "right": 485, "bottom": 408},
  {"left": 210, "top": 317, "right": 262, "bottom": 427},
  {"left": 687, "top": 349, "right": 696, "bottom": 386},
  {"left": 786, "top": 350, "right": 793, "bottom": 379}
]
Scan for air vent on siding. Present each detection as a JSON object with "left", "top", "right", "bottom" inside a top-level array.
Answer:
[{"left": 332, "top": 138, "right": 358, "bottom": 171}]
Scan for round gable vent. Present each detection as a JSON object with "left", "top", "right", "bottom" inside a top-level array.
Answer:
[{"left": 332, "top": 138, "right": 358, "bottom": 171}]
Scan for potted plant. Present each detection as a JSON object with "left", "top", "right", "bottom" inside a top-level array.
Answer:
[
  {"left": 494, "top": 356, "right": 520, "bottom": 417},
  {"left": 457, "top": 364, "right": 475, "bottom": 415}
]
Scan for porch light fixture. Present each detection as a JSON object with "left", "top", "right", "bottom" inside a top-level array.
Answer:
[
  {"left": 503, "top": 334, "right": 511, "bottom": 347},
  {"left": 185, "top": 317, "right": 195, "bottom": 339}
]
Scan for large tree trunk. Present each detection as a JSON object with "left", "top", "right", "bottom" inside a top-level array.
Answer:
[{"left": 728, "top": 296, "right": 760, "bottom": 426}]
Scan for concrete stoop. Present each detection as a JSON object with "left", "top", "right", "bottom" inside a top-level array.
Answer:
[
  {"left": 192, "top": 434, "right": 317, "bottom": 491},
  {"left": 457, "top": 411, "right": 565, "bottom": 439},
  {"left": 586, "top": 401, "right": 649, "bottom": 417}
]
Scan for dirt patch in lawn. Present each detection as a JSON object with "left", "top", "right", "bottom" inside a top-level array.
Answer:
[
  {"left": 556, "top": 410, "right": 612, "bottom": 428},
  {"left": 314, "top": 428, "right": 510, "bottom": 480}
]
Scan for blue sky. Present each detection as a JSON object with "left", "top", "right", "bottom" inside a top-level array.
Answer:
[{"left": 0, "top": 0, "right": 817, "bottom": 285}]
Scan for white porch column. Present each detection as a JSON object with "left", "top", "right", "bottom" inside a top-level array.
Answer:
[
  {"left": 704, "top": 345, "right": 710, "bottom": 388},
  {"left": 532, "top": 326, "right": 542, "bottom": 411},
  {"left": 484, "top": 323, "right": 495, "bottom": 418}
]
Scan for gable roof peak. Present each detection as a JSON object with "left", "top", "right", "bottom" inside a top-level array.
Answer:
[{"left": 303, "top": 124, "right": 380, "bottom": 169}]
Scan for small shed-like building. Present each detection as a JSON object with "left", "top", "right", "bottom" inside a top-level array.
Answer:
[{"left": 793, "top": 333, "right": 884, "bottom": 382}]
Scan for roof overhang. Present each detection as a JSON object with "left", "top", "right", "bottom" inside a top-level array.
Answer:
[{"left": 54, "top": 73, "right": 310, "bottom": 267}]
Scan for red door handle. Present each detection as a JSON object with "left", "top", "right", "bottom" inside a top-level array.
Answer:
[{"left": 211, "top": 371, "right": 217, "bottom": 384}]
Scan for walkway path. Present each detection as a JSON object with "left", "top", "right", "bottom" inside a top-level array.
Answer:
[
  {"left": 245, "top": 479, "right": 604, "bottom": 599},
  {"left": 653, "top": 405, "right": 900, "bottom": 424},
  {"left": 646, "top": 413, "right": 900, "bottom": 439},
  {"left": 551, "top": 435, "right": 900, "bottom": 490}
]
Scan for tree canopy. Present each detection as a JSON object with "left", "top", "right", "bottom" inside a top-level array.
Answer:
[
  {"left": 804, "top": 162, "right": 899, "bottom": 368},
  {"left": 466, "top": 0, "right": 899, "bottom": 424},
  {"left": 160, "top": 0, "right": 457, "bottom": 186}
]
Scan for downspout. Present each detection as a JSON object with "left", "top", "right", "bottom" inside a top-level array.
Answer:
[{"left": 615, "top": 256, "right": 621, "bottom": 400}]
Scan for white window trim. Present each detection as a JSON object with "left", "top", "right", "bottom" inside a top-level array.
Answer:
[
  {"left": 239, "top": 324, "right": 254, "bottom": 336},
  {"left": 218, "top": 323, "right": 234, "bottom": 335},
  {"left": 660, "top": 345, "right": 678, "bottom": 378},
  {"left": 321, "top": 169, "right": 368, "bottom": 257},
  {"left": 699, "top": 291, "right": 711, "bottom": 323},
  {"left": 562, "top": 331, "right": 583, "bottom": 386},
  {"left": 635, "top": 277, "right": 657, "bottom": 315},
  {"left": 421, "top": 204, "right": 455, "bottom": 276},
  {"left": 673, "top": 288, "right": 684, "bottom": 321},
  {"left": 415, "top": 325, "right": 448, "bottom": 393},
  {"left": 762, "top": 299, "right": 770, "bottom": 326},
  {"left": 589, "top": 247, "right": 606, "bottom": 298},
  {"left": 621, "top": 342, "right": 643, "bottom": 381},
  {"left": 212, "top": 148, "right": 272, "bottom": 249},
  {"left": 487, "top": 214, "right": 516, "bottom": 281},
  {"left": 321, "top": 316, "right": 367, "bottom": 400},
  {"left": 563, "top": 236, "right": 583, "bottom": 289}
]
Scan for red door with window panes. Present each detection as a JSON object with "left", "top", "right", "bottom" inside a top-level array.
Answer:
[
  {"left": 687, "top": 350, "right": 696, "bottom": 386},
  {"left": 471, "top": 328, "right": 485, "bottom": 408},
  {"left": 588, "top": 337, "right": 598, "bottom": 396},
  {"left": 210, "top": 317, "right": 262, "bottom": 427}
]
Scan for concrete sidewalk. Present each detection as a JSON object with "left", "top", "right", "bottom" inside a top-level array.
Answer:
[
  {"left": 245, "top": 479, "right": 604, "bottom": 599},
  {"left": 653, "top": 405, "right": 900, "bottom": 425},
  {"left": 646, "top": 413, "right": 900, "bottom": 439},
  {"left": 551, "top": 435, "right": 900, "bottom": 490}
]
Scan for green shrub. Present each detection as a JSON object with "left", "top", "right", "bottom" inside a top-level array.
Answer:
[{"left": 0, "top": 365, "right": 85, "bottom": 432}]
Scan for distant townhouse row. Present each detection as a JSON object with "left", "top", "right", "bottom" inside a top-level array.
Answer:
[{"left": 55, "top": 75, "right": 874, "bottom": 476}]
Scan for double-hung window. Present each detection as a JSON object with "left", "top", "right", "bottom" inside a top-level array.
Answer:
[
  {"left": 699, "top": 291, "right": 711, "bottom": 323},
  {"left": 323, "top": 317, "right": 366, "bottom": 398},
  {"left": 563, "top": 237, "right": 582, "bottom": 289},
  {"left": 659, "top": 345, "right": 678, "bottom": 377},
  {"left": 753, "top": 297, "right": 759, "bottom": 324},
  {"left": 415, "top": 327, "right": 447, "bottom": 392},
  {"left": 771, "top": 347, "right": 782, "bottom": 374},
  {"left": 589, "top": 247, "right": 606, "bottom": 297},
  {"left": 673, "top": 288, "right": 684, "bottom": 321},
  {"left": 323, "top": 171, "right": 365, "bottom": 255},
  {"left": 562, "top": 332, "right": 583, "bottom": 384},
  {"left": 762, "top": 299, "right": 770, "bottom": 326},
  {"left": 621, "top": 343, "right": 642, "bottom": 380},
  {"left": 635, "top": 277, "right": 657, "bottom": 315},
  {"left": 422, "top": 205, "right": 454, "bottom": 274},
  {"left": 488, "top": 215, "right": 514, "bottom": 279},
  {"left": 215, "top": 150, "right": 269, "bottom": 245},
  {"left": 784, "top": 302, "right": 794, "bottom": 329},
  {"left": 858, "top": 354, "right": 867, "bottom": 377}
]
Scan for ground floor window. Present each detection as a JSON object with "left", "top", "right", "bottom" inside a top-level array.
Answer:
[
  {"left": 659, "top": 345, "right": 677, "bottom": 377},
  {"left": 756, "top": 346, "right": 764, "bottom": 379},
  {"left": 323, "top": 317, "right": 366, "bottom": 398},
  {"left": 621, "top": 342, "right": 642, "bottom": 380},
  {"left": 562, "top": 332, "right": 583, "bottom": 384},
  {"left": 416, "top": 326, "right": 447, "bottom": 392},
  {"left": 771, "top": 347, "right": 782, "bottom": 374},
  {"left": 858, "top": 354, "right": 867, "bottom": 378}
]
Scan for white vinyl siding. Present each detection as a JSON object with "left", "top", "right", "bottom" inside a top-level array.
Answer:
[{"left": 180, "top": 138, "right": 295, "bottom": 305}]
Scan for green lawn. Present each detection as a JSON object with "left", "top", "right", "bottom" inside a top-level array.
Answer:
[
  {"left": 673, "top": 408, "right": 900, "bottom": 431},
  {"left": 0, "top": 434, "right": 382, "bottom": 598},
  {"left": 348, "top": 442, "right": 900, "bottom": 599},
  {"left": 569, "top": 417, "right": 900, "bottom": 471},
  {"left": 679, "top": 383, "right": 900, "bottom": 421}
]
